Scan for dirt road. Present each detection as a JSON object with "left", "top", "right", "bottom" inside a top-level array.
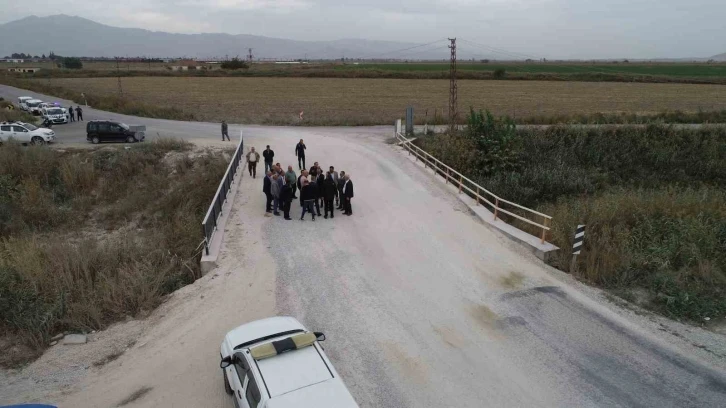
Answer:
[{"left": 1, "top": 85, "right": 726, "bottom": 407}]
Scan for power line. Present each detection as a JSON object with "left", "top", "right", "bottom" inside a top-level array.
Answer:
[
  {"left": 458, "top": 38, "right": 540, "bottom": 60},
  {"left": 356, "top": 39, "right": 449, "bottom": 60}
]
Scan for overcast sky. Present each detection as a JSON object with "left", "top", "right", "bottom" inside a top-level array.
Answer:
[{"left": 1, "top": 0, "right": 724, "bottom": 59}]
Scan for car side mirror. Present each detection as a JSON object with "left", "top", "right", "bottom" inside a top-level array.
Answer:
[
  {"left": 220, "top": 355, "right": 233, "bottom": 368},
  {"left": 314, "top": 331, "right": 326, "bottom": 342}
]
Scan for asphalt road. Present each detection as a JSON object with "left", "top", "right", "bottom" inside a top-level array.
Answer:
[{"left": 2, "top": 84, "right": 726, "bottom": 407}]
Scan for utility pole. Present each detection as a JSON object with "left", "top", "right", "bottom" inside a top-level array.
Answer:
[
  {"left": 448, "top": 38, "right": 458, "bottom": 132},
  {"left": 247, "top": 48, "right": 254, "bottom": 62},
  {"left": 115, "top": 57, "right": 123, "bottom": 98}
]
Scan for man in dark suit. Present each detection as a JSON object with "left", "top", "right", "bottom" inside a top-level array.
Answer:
[
  {"left": 263, "top": 171, "right": 273, "bottom": 214},
  {"left": 280, "top": 181, "right": 293, "bottom": 220},
  {"left": 315, "top": 171, "right": 325, "bottom": 216},
  {"left": 343, "top": 174, "right": 354, "bottom": 216},
  {"left": 295, "top": 139, "right": 306, "bottom": 170},
  {"left": 262, "top": 145, "right": 274, "bottom": 173},
  {"left": 323, "top": 172, "right": 338, "bottom": 219},
  {"left": 336, "top": 171, "right": 346, "bottom": 210}
]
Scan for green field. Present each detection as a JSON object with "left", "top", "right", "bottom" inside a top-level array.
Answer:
[{"left": 337, "top": 63, "right": 726, "bottom": 78}]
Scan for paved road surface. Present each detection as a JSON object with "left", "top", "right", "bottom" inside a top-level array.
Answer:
[{"left": 1, "top": 84, "right": 725, "bottom": 407}]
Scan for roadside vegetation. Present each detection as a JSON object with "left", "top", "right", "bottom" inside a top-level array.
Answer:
[
  {"left": 415, "top": 110, "right": 726, "bottom": 322},
  {"left": 0, "top": 140, "right": 229, "bottom": 367},
  {"left": 0, "top": 99, "right": 38, "bottom": 123}
]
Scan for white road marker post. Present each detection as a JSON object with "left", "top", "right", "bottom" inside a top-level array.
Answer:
[{"left": 570, "top": 224, "right": 585, "bottom": 273}]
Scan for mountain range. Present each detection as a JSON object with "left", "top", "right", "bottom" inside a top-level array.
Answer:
[
  {"left": 0, "top": 15, "right": 458, "bottom": 60},
  {"left": 2, "top": 15, "right": 724, "bottom": 61}
]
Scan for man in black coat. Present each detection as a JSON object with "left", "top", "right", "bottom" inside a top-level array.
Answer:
[
  {"left": 280, "top": 182, "right": 293, "bottom": 220},
  {"left": 315, "top": 171, "right": 325, "bottom": 216},
  {"left": 262, "top": 145, "right": 274, "bottom": 173},
  {"left": 323, "top": 172, "right": 338, "bottom": 219},
  {"left": 75, "top": 106, "right": 83, "bottom": 121},
  {"left": 262, "top": 171, "right": 273, "bottom": 214},
  {"left": 295, "top": 139, "right": 306, "bottom": 170},
  {"left": 336, "top": 171, "right": 346, "bottom": 210},
  {"left": 343, "top": 174, "right": 354, "bottom": 216},
  {"left": 300, "top": 180, "right": 316, "bottom": 221}
]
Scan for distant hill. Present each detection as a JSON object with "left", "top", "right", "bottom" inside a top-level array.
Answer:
[
  {"left": 710, "top": 53, "right": 726, "bottom": 61},
  {"left": 0, "top": 15, "right": 468, "bottom": 60}
]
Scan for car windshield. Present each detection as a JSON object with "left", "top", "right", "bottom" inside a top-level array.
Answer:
[
  {"left": 118, "top": 123, "right": 130, "bottom": 130},
  {"left": 24, "top": 124, "right": 38, "bottom": 131},
  {"left": 47, "top": 109, "right": 63, "bottom": 115},
  {"left": 27, "top": 101, "right": 41, "bottom": 107}
]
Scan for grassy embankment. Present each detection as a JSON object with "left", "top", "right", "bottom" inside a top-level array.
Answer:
[
  {"left": 2, "top": 74, "right": 726, "bottom": 126},
  {"left": 0, "top": 140, "right": 230, "bottom": 367},
  {"left": 415, "top": 111, "right": 726, "bottom": 322}
]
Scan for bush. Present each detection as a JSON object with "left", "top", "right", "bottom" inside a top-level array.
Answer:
[
  {"left": 415, "top": 113, "right": 726, "bottom": 321},
  {"left": 62, "top": 57, "right": 83, "bottom": 69},
  {"left": 493, "top": 68, "right": 506, "bottom": 78},
  {"left": 0, "top": 140, "right": 229, "bottom": 356},
  {"left": 221, "top": 58, "right": 249, "bottom": 70}
]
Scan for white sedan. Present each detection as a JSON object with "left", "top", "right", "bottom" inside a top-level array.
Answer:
[{"left": 0, "top": 121, "right": 56, "bottom": 144}]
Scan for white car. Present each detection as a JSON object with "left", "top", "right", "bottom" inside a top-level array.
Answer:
[
  {"left": 41, "top": 106, "right": 69, "bottom": 124},
  {"left": 18, "top": 96, "right": 33, "bottom": 110},
  {"left": 220, "top": 317, "right": 359, "bottom": 408},
  {"left": 25, "top": 99, "right": 44, "bottom": 115},
  {"left": 0, "top": 121, "right": 56, "bottom": 144}
]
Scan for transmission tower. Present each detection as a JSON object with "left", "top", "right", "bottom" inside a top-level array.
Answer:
[
  {"left": 448, "top": 38, "right": 458, "bottom": 132},
  {"left": 247, "top": 48, "right": 254, "bottom": 62},
  {"left": 115, "top": 57, "right": 123, "bottom": 97}
]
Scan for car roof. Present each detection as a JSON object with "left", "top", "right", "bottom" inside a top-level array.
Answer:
[
  {"left": 226, "top": 317, "right": 305, "bottom": 350},
  {"left": 256, "top": 343, "right": 333, "bottom": 398},
  {"left": 266, "top": 377, "right": 358, "bottom": 408}
]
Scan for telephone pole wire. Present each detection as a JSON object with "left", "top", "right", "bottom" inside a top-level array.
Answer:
[{"left": 448, "top": 38, "right": 458, "bottom": 132}]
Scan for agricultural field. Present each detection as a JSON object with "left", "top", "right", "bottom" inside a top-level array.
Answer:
[
  {"left": 336, "top": 62, "right": 726, "bottom": 78},
  {"left": 26, "top": 76, "right": 726, "bottom": 125}
]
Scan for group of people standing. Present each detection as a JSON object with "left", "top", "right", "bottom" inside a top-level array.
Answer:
[
  {"left": 249, "top": 140, "right": 354, "bottom": 221},
  {"left": 68, "top": 106, "right": 83, "bottom": 122}
]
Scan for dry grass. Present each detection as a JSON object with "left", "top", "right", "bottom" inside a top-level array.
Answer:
[{"left": 32, "top": 77, "right": 726, "bottom": 126}]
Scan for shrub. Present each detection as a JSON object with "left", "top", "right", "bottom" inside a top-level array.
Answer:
[
  {"left": 493, "top": 68, "right": 506, "bottom": 78},
  {"left": 221, "top": 58, "right": 249, "bottom": 70},
  {"left": 0, "top": 141, "right": 229, "bottom": 357},
  {"left": 414, "top": 116, "right": 726, "bottom": 321},
  {"left": 62, "top": 57, "right": 83, "bottom": 69}
]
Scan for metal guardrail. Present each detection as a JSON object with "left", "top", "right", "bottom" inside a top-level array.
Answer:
[
  {"left": 202, "top": 136, "right": 244, "bottom": 255},
  {"left": 395, "top": 131, "right": 553, "bottom": 243}
]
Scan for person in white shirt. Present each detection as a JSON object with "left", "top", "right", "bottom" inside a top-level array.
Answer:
[{"left": 246, "top": 147, "right": 260, "bottom": 178}]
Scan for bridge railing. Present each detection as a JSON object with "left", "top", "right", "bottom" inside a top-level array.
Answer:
[
  {"left": 394, "top": 131, "right": 552, "bottom": 243},
  {"left": 202, "top": 136, "right": 244, "bottom": 255}
]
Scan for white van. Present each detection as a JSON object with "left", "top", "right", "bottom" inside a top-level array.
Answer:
[
  {"left": 18, "top": 96, "right": 33, "bottom": 111},
  {"left": 25, "top": 99, "right": 43, "bottom": 115}
]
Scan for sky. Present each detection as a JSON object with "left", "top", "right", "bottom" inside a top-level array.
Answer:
[{"left": 1, "top": 0, "right": 725, "bottom": 59}]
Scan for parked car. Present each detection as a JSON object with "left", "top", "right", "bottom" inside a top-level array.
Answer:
[
  {"left": 17, "top": 96, "right": 33, "bottom": 110},
  {"left": 86, "top": 120, "right": 146, "bottom": 144},
  {"left": 25, "top": 99, "right": 44, "bottom": 115},
  {"left": 41, "top": 107, "right": 69, "bottom": 124},
  {"left": 0, "top": 121, "right": 56, "bottom": 144},
  {"left": 220, "top": 317, "right": 359, "bottom": 408}
]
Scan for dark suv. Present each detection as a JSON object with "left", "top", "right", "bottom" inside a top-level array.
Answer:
[{"left": 86, "top": 120, "right": 145, "bottom": 144}]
